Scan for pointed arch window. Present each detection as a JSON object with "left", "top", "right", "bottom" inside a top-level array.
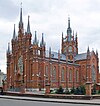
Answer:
[
  {"left": 61, "top": 67, "right": 65, "bottom": 81},
  {"left": 76, "top": 70, "right": 79, "bottom": 82},
  {"left": 45, "top": 65, "right": 48, "bottom": 77},
  {"left": 92, "top": 65, "right": 96, "bottom": 82},
  {"left": 52, "top": 66, "right": 56, "bottom": 81},
  {"left": 69, "top": 69, "right": 72, "bottom": 82},
  {"left": 68, "top": 46, "right": 72, "bottom": 53}
]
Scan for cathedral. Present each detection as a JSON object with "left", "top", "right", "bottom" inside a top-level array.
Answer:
[{"left": 6, "top": 6, "right": 100, "bottom": 91}]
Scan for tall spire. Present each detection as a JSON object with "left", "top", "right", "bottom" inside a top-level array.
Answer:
[
  {"left": 7, "top": 43, "right": 10, "bottom": 54},
  {"left": 75, "top": 32, "right": 77, "bottom": 42},
  {"left": 96, "top": 50, "right": 98, "bottom": 57},
  {"left": 13, "top": 24, "right": 16, "bottom": 40},
  {"left": 87, "top": 46, "right": 90, "bottom": 53},
  {"left": 68, "top": 16, "right": 70, "bottom": 28},
  {"left": 67, "top": 16, "right": 72, "bottom": 41},
  {"left": 27, "top": 15, "right": 31, "bottom": 34},
  {"left": 49, "top": 47, "right": 51, "bottom": 57},
  {"left": 62, "top": 32, "right": 63, "bottom": 39},
  {"left": 73, "top": 30, "right": 74, "bottom": 36},
  {"left": 35, "top": 31, "right": 37, "bottom": 43},
  {"left": 33, "top": 31, "right": 38, "bottom": 45},
  {"left": 19, "top": 2, "right": 23, "bottom": 29},
  {"left": 40, "top": 33, "right": 45, "bottom": 47}
]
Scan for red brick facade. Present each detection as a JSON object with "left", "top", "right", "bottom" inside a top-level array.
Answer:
[{"left": 6, "top": 7, "right": 100, "bottom": 91}]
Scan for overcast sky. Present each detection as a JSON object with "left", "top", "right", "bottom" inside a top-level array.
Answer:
[{"left": 0, "top": 0, "right": 100, "bottom": 73}]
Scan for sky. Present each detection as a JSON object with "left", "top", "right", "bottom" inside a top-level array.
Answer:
[{"left": 0, "top": 0, "right": 100, "bottom": 73}]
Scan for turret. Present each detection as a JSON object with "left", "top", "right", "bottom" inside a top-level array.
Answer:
[
  {"left": 33, "top": 31, "right": 38, "bottom": 45},
  {"left": 87, "top": 46, "right": 90, "bottom": 58},
  {"left": 40, "top": 33, "right": 45, "bottom": 47},
  {"left": 26, "top": 16, "right": 31, "bottom": 34},
  {"left": 7, "top": 43, "right": 10, "bottom": 54},
  {"left": 25, "top": 15, "right": 32, "bottom": 46},
  {"left": 75, "top": 32, "right": 78, "bottom": 54},
  {"left": 12, "top": 24, "right": 16, "bottom": 40},
  {"left": 49, "top": 47, "right": 51, "bottom": 58},
  {"left": 40, "top": 33, "right": 45, "bottom": 58},
  {"left": 61, "top": 32, "right": 64, "bottom": 53},
  {"left": 67, "top": 16, "right": 72, "bottom": 41},
  {"left": 18, "top": 3, "right": 24, "bottom": 34},
  {"left": 96, "top": 50, "right": 98, "bottom": 57}
]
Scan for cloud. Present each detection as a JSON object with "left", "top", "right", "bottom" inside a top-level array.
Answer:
[
  {"left": 1, "top": 0, "right": 100, "bottom": 73},
  {"left": 0, "top": 0, "right": 19, "bottom": 21}
]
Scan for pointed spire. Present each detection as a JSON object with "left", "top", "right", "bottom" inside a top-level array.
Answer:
[
  {"left": 49, "top": 47, "right": 51, "bottom": 57},
  {"left": 62, "top": 32, "right": 63, "bottom": 39},
  {"left": 27, "top": 15, "right": 31, "bottom": 34},
  {"left": 7, "top": 43, "right": 10, "bottom": 54},
  {"left": 75, "top": 32, "right": 77, "bottom": 41},
  {"left": 68, "top": 16, "right": 70, "bottom": 28},
  {"left": 87, "top": 46, "right": 90, "bottom": 59},
  {"left": 76, "top": 32, "right": 77, "bottom": 37},
  {"left": 19, "top": 2, "right": 23, "bottom": 29},
  {"left": 35, "top": 31, "right": 37, "bottom": 42},
  {"left": 96, "top": 50, "right": 98, "bottom": 57},
  {"left": 40, "top": 33, "right": 45, "bottom": 47},
  {"left": 67, "top": 15, "right": 72, "bottom": 41},
  {"left": 33, "top": 31, "right": 38, "bottom": 45},
  {"left": 13, "top": 24, "right": 16, "bottom": 40},
  {"left": 58, "top": 49, "right": 60, "bottom": 61},
  {"left": 49, "top": 47, "right": 51, "bottom": 53},
  {"left": 87, "top": 46, "right": 90, "bottom": 53},
  {"left": 20, "top": 2, "right": 22, "bottom": 23},
  {"left": 73, "top": 30, "right": 74, "bottom": 36}
]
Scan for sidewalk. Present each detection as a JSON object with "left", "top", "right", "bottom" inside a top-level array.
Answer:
[{"left": 0, "top": 95, "right": 100, "bottom": 105}]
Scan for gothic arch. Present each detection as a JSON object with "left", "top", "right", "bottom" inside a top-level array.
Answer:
[{"left": 91, "top": 65, "right": 96, "bottom": 83}]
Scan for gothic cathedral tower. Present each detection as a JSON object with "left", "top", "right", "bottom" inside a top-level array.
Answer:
[{"left": 62, "top": 17, "right": 78, "bottom": 62}]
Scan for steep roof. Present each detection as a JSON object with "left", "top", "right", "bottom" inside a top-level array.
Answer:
[
  {"left": 45, "top": 50, "right": 66, "bottom": 60},
  {"left": 75, "top": 53, "right": 87, "bottom": 61}
]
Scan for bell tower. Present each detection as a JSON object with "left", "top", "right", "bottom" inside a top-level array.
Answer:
[{"left": 61, "top": 16, "right": 78, "bottom": 62}]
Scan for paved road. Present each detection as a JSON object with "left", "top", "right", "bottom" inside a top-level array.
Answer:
[{"left": 0, "top": 98, "right": 98, "bottom": 106}]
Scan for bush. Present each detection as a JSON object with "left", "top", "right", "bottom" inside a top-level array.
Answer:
[
  {"left": 50, "top": 90, "right": 57, "bottom": 94},
  {"left": 74, "top": 85, "right": 86, "bottom": 95},
  {"left": 64, "top": 87, "right": 71, "bottom": 94},
  {"left": 80, "top": 85, "right": 86, "bottom": 95},
  {"left": 92, "top": 84, "right": 96, "bottom": 95},
  {"left": 71, "top": 87, "right": 75, "bottom": 94},
  {"left": 98, "top": 90, "right": 100, "bottom": 94},
  {"left": 56, "top": 86, "right": 64, "bottom": 94}
]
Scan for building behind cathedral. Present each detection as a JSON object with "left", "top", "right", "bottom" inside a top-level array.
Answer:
[{"left": 6, "top": 6, "right": 100, "bottom": 91}]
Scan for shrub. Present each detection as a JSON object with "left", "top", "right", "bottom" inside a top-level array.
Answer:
[
  {"left": 56, "top": 86, "right": 64, "bottom": 94},
  {"left": 92, "top": 84, "right": 96, "bottom": 95},
  {"left": 80, "top": 85, "right": 86, "bottom": 95},
  {"left": 74, "top": 85, "right": 86, "bottom": 95},
  {"left": 98, "top": 90, "right": 100, "bottom": 94},
  {"left": 64, "top": 87, "right": 71, "bottom": 94},
  {"left": 71, "top": 87, "right": 75, "bottom": 94}
]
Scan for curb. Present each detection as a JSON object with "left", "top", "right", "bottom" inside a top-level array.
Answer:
[{"left": 0, "top": 96, "right": 100, "bottom": 105}]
